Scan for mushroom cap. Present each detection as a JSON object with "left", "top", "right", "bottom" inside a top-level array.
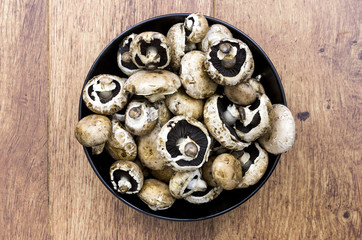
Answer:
[
  {"left": 185, "top": 186, "right": 223, "bottom": 204},
  {"left": 150, "top": 165, "right": 175, "bottom": 183},
  {"left": 169, "top": 169, "right": 207, "bottom": 199},
  {"left": 212, "top": 153, "right": 243, "bottom": 190},
  {"left": 167, "top": 23, "right": 186, "bottom": 71},
  {"left": 125, "top": 70, "right": 181, "bottom": 102},
  {"left": 204, "top": 38, "right": 254, "bottom": 86},
  {"left": 201, "top": 155, "right": 218, "bottom": 187},
  {"left": 233, "top": 142, "right": 269, "bottom": 188},
  {"left": 75, "top": 114, "right": 112, "bottom": 147},
  {"left": 184, "top": 13, "right": 209, "bottom": 43},
  {"left": 180, "top": 51, "right": 218, "bottom": 99},
  {"left": 258, "top": 104, "right": 296, "bottom": 154},
  {"left": 203, "top": 94, "right": 250, "bottom": 150},
  {"left": 165, "top": 88, "right": 204, "bottom": 119},
  {"left": 153, "top": 100, "right": 172, "bottom": 126},
  {"left": 138, "top": 178, "right": 176, "bottom": 211},
  {"left": 200, "top": 24, "right": 233, "bottom": 52},
  {"left": 157, "top": 116, "right": 212, "bottom": 171},
  {"left": 129, "top": 31, "right": 170, "bottom": 70},
  {"left": 109, "top": 160, "right": 144, "bottom": 194},
  {"left": 117, "top": 33, "right": 140, "bottom": 76},
  {"left": 83, "top": 74, "right": 128, "bottom": 115},
  {"left": 224, "top": 80, "right": 257, "bottom": 106},
  {"left": 234, "top": 93, "right": 274, "bottom": 142},
  {"left": 137, "top": 123, "right": 168, "bottom": 170},
  {"left": 125, "top": 99, "right": 158, "bottom": 136},
  {"left": 105, "top": 120, "right": 137, "bottom": 161}
]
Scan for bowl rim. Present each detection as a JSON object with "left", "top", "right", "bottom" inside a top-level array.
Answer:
[{"left": 78, "top": 13, "right": 286, "bottom": 221}]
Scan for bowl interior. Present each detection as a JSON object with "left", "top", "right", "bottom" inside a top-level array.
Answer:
[{"left": 79, "top": 14, "right": 286, "bottom": 221}]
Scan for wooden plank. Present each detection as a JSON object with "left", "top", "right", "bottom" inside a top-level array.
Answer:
[
  {"left": 212, "top": 0, "right": 361, "bottom": 239},
  {"left": 0, "top": 0, "right": 48, "bottom": 239},
  {"left": 48, "top": 1, "right": 215, "bottom": 239}
]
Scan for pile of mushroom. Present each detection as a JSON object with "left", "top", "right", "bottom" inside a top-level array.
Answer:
[{"left": 75, "top": 13, "right": 296, "bottom": 211}]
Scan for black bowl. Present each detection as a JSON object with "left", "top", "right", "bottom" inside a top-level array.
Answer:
[{"left": 79, "top": 13, "right": 286, "bottom": 221}]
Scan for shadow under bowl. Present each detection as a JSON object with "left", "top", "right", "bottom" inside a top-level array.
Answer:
[{"left": 78, "top": 13, "right": 286, "bottom": 221}]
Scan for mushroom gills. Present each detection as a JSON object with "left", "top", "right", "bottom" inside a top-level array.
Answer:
[
  {"left": 119, "top": 35, "right": 138, "bottom": 70},
  {"left": 165, "top": 120, "right": 208, "bottom": 167},
  {"left": 88, "top": 79, "right": 121, "bottom": 104},
  {"left": 236, "top": 143, "right": 260, "bottom": 175},
  {"left": 183, "top": 174, "right": 207, "bottom": 195},
  {"left": 134, "top": 39, "right": 168, "bottom": 69},
  {"left": 112, "top": 170, "right": 139, "bottom": 193}
]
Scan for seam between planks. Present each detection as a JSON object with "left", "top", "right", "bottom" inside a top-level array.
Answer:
[{"left": 46, "top": 0, "right": 50, "bottom": 239}]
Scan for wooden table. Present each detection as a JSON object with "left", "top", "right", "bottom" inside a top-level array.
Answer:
[{"left": 1, "top": 0, "right": 361, "bottom": 239}]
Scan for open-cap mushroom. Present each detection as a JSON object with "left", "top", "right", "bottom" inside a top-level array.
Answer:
[
  {"left": 165, "top": 88, "right": 204, "bottom": 119},
  {"left": 200, "top": 24, "right": 233, "bottom": 52},
  {"left": 138, "top": 178, "right": 175, "bottom": 211},
  {"left": 224, "top": 76, "right": 264, "bottom": 106},
  {"left": 169, "top": 169, "right": 207, "bottom": 199},
  {"left": 125, "top": 70, "right": 181, "bottom": 102},
  {"left": 83, "top": 74, "right": 128, "bottom": 115},
  {"left": 179, "top": 51, "right": 218, "bottom": 99},
  {"left": 185, "top": 186, "right": 223, "bottom": 204},
  {"left": 212, "top": 153, "right": 243, "bottom": 190},
  {"left": 157, "top": 116, "right": 212, "bottom": 171},
  {"left": 204, "top": 38, "right": 254, "bottom": 86},
  {"left": 129, "top": 32, "right": 170, "bottom": 70},
  {"left": 184, "top": 13, "right": 209, "bottom": 43},
  {"left": 105, "top": 118, "right": 137, "bottom": 161},
  {"left": 75, "top": 114, "right": 112, "bottom": 155},
  {"left": 124, "top": 99, "right": 158, "bottom": 136},
  {"left": 137, "top": 123, "right": 168, "bottom": 170},
  {"left": 232, "top": 142, "right": 269, "bottom": 188},
  {"left": 234, "top": 93, "right": 273, "bottom": 142},
  {"left": 117, "top": 33, "right": 139, "bottom": 76},
  {"left": 258, "top": 104, "right": 296, "bottom": 154},
  {"left": 203, "top": 95, "right": 250, "bottom": 150},
  {"left": 110, "top": 160, "right": 144, "bottom": 194}
]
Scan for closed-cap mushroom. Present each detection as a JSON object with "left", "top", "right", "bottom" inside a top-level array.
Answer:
[
  {"left": 185, "top": 186, "right": 223, "bottom": 204},
  {"left": 125, "top": 99, "right": 158, "bottom": 136},
  {"left": 75, "top": 114, "right": 111, "bottom": 155},
  {"left": 157, "top": 116, "right": 212, "bottom": 171},
  {"left": 165, "top": 88, "right": 204, "bottom": 119},
  {"left": 204, "top": 38, "right": 254, "bottom": 86},
  {"left": 203, "top": 95, "right": 250, "bottom": 150},
  {"left": 234, "top": 93, "right": 273, "bottom": 142},
  {"left": 117, "top": 34, "right": 139, "bottom": 76},
  {"left": 105, "top": 119, "right": 137, "bottom": 161},
  {"left": 137, "top": 123, "right": 168, "bottom": 170},
  {"left": 83, "top": 74, "right": 128, "bottom": 115},
  {"left": 138, "top": 179, "right": 175, "bottom": 211},
  {"left": 212, "top": 153, "right": 243, "bottom": 190},
  {"left": 109, "top": 160, "right": 144, "bottom": 194},
  {"left": 169, "top": 169, "right": 207, "bottom": 199},
  {"left": 258, "top": 104, "right": 296, "bottom": 154},
  {"left": 180, "top": 51, "right": 218, "bottom": 99},
  {"left": 184, "top": 13, "right": 209, "bottom": 43},
  {"left": 200, "top": 24, "right": 233, "bottom": 52},
  {"left": 129, "top": 32, "right": 170, "bottom": 70},
  {"left": 150, "top": 166, "right": 175, "bottom": 183},
  {"left": 125, "top": 70, "right": 181, "bottom": 102},
  {"left": 232, "top": 142, "right": 268, "bottom": 188},
  {"left": 224, "top": 76, "right": 264, "bottom": 106},
  {"left": 167, "top": 23, "right": 186, "bottom": 71}
]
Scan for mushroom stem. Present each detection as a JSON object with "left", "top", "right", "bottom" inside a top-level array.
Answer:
[
  {"left": 221, "top": 57, "right": 236, "bottom": 69},
  {"left": 121, "top": 52, "right": 131, "bottom": 63},
  {"left": 176, "top": 137, "right": 200, "bottom": 159},
  {"left": 129, "top": 106, "right": 142, "bottom": 119},
  {"left": 219, "top": 43, "right": 232, "bottom": 54},
  {"left": 118, "top": 175, "right": 132, "bottom": 193},
  {"left": 222, "top": 104, "right": 240, "bottom": 125},
  {"left": 98, "top": 90, "right": 113, "bottom": 100},
  {"left": 187, "top": 177, "right": 207, "bottom": 192},
  {"left": 146, "top": 46, "right": 158, "bottom": 59},
  {"left": 92, "top": 143, "right": 105, "bottom": 155}
]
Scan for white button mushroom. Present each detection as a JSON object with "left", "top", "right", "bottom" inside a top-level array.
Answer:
[
  {"left": 212, "top": 153, "right": 243, "bottom": 190},
  {"left": 258, "top": 104, "right": 296, "bottom": 154},
  {"left": 74, "top": 114, "right": 112, "bottom": 155}
]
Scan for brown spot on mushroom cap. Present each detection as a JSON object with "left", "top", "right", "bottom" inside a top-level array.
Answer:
[
  {"left": 138, "top": 179, "right": 175, "bottom": 211},
  {"left": 212, "top": 153, "right": 243, "bottom": 190},
  {"left": 75, "top": 114, "right": 112, "bottom": 147}
]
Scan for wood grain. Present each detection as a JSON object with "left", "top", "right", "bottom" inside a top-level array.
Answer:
[
  {"left": 48, "top": 0, "right": 214, "bottom": 239},
  {"left": 0, "top": 0, "right": 48, "bottom": 239},
  {"left": 212, "top": 0, "right": 361, "bottom": 239}
]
